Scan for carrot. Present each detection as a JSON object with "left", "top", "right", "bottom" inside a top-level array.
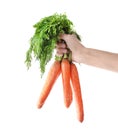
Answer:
[
  {"left": 61, "top": 58, "right": 73, "bottom": 108},
  {"left": 37, "top": 60, "right": 61, "bottom": 108},
  {"left": 70, "top": 63, "right": 84, "bottom": 122}
]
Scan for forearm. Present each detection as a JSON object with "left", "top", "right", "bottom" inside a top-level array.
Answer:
[{"left": 81, "top": 48, "right": 118, "bottom": 72}]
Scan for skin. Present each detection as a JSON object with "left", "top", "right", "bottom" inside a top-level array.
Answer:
[{"left": 56, "top": 34, "right": 118, "bottom": 72}]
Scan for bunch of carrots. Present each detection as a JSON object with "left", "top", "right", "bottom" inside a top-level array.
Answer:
[{"left": 37, "top": 41, "right": 84, "bottom": 123}]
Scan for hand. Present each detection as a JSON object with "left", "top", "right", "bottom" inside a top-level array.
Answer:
[
  {"left": 56, "top": 34, "right": 118, "bottom": 72},
  {"left": 56, "top": 34, "right": 86, "bottom": 63}
]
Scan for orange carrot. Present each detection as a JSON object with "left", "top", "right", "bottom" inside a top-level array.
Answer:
[
  {"left": 37, "top": 60, "right": 61, "bottom": 108},
  {"left": 61, "top": 58, "right": 73, "bottom": 108},
  {"left": 70, "top": 63, "right": 84, "bottom": 122}
]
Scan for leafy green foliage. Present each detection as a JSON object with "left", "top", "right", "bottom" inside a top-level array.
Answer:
[{"left": 25, "top": 13, "right": 81, "bottom": 76}]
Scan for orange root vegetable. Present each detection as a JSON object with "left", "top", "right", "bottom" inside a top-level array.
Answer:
[
  {"left": 61, "top": 58, "right": 73, "bottom": 108},
  {"left": 37, "top": 60, "right": 61, "bottom": 108},
  {"left": 70, "top": 63, "right": 84, "bottom": 122}
]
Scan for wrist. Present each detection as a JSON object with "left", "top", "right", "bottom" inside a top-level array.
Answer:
[{"left": 73, "top": 47, "right": 88, "bottom": 64}]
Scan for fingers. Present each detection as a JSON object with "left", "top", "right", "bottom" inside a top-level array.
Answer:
[
  {"left": 56, "top": 42, "right": 67, "bottom": 48},
  {"left": 56, "top": 42, "right": 68, "bottom": 56},
  {"left": 60, "top": 34, "right": 77, "bottom": 41},
  {"left": 59, "top": 34, "right": 68, "bottom": 42}
]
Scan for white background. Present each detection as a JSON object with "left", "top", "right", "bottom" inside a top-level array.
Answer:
[{"left": 0, "top": 0, "right": 118, "bottom": 129}]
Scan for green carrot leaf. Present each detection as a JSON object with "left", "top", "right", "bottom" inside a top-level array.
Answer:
[{"left": 25, "top": 13, "right": 81, "bottom": 76}]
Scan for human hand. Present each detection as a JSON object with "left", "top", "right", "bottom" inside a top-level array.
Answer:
[{"left": 56, "top": 34, "right": 85, "bottom": 63}]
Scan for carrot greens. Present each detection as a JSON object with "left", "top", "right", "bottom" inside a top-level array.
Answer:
[{"left": 25, "top": 13, "right": 81, "bottom": 76}]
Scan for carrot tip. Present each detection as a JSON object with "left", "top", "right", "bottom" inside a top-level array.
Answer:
[
  {"left": 79, "top": 119, "right": 84, "bottom": 123},
  {"left": 65, "top": 100, "right": 72, "bottom": 108},
  {"left": 65, "top": 104, "right": 70, "bottom": 108},
  {"left": 37, "top": 102, "right": 43, "bottom": 109},
  {"left": 77, "top": 115, "right": 84, "bottom": 123},
  {"left": 37, "top": 106, "right": 42, "bottom": 109}
]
